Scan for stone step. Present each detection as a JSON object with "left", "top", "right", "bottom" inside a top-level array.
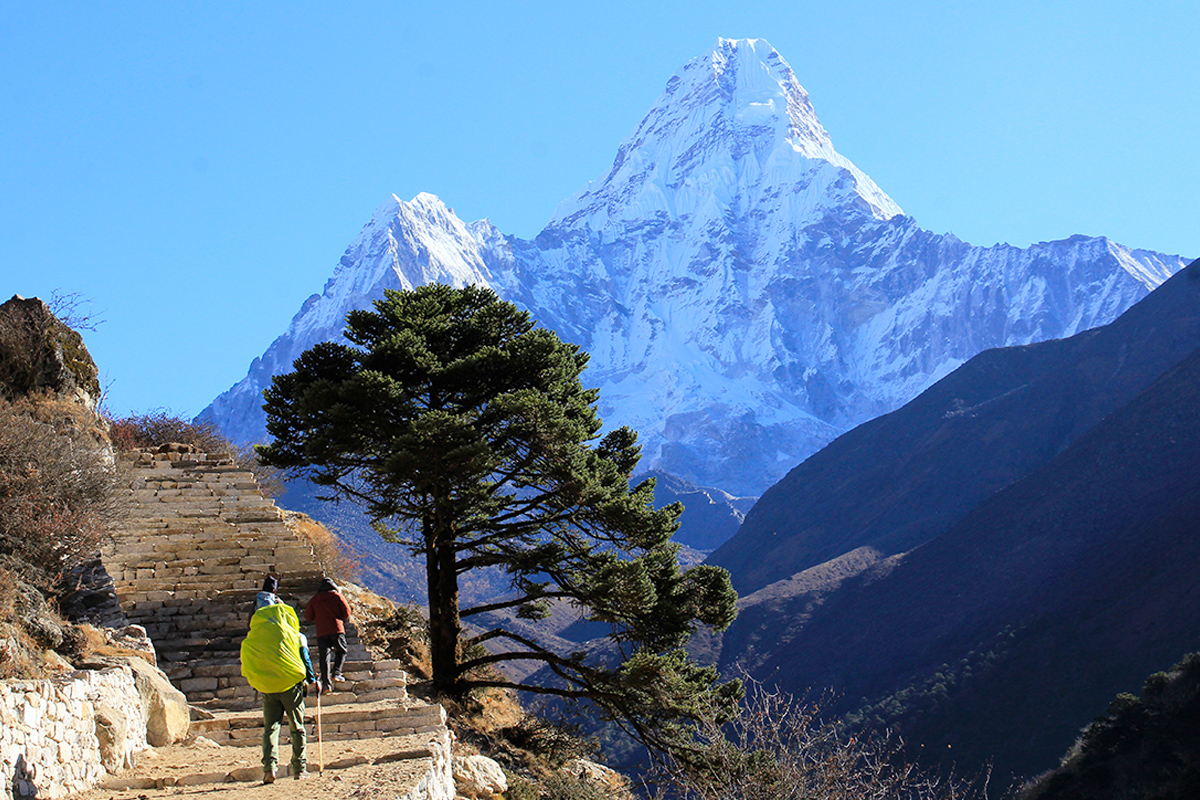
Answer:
[
  {"left": 107, "top": 454, "right": 416, "bottom": 731},
  {"left": 189, "top": 663, "right": 402, "bottom": 687},
  {"left": 111, "top": 542, "right": 312, "bottom": 562},
  {"left": 180, "top": 677, "right": 403, "bottom": 699},
  {"left": 165, "top": 655, "right": 375, "bottom": 681},
  {"left": 175, "top": 659, "right": 399, "bottom": 681},
  {"left": 118, "top": 587, "right": 261, "bottom": 605},
  {"left": 118, "top": 574, "right": 324, "bottom": 599},
  {"left": 191, "top": 684, "right": 407, "bottom": 712},
  {"left": 189, "top": 702, "right": 443, "bottom": 745},
  {"left": 121, "top": 596, "right": 257, "bottom": 614},
  {"left": 157, "top": 648, "right": 375, "bottom": 671},
  {"left": 154, "top": 641, "right": 373, "bottom": 665}
]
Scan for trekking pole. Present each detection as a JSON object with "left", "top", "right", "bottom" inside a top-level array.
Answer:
[{"left": 316, "top": 684, "right": 325, "bottom": 774}]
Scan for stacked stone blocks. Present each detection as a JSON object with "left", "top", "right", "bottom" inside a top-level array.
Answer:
[
  {"left": 104, "top": 448, "right": 406, "bottom": 714},
  {"left": 0, "top": 667, "right": 146, "bottom": 798}
]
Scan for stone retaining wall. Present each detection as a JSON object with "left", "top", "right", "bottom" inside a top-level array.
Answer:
[{"left": 0, "top": 667, "right": 146, "bottom": 799}]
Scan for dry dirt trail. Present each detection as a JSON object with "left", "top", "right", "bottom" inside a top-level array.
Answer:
[{"left": 67, "top": 730, "right": 439, "bottom": 800}]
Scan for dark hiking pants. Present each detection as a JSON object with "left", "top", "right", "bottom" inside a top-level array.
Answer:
[{"left": 317, "top": 632, "right": 348, "bottom": 688}]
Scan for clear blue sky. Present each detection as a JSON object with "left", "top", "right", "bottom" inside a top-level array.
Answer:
[{"left": 3, "top": 1, "right": 1196, "bottom": 420}]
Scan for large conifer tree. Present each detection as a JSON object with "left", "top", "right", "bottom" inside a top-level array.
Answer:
[{"left": 259, "top": 284, "right": 739, "bottom": 755}]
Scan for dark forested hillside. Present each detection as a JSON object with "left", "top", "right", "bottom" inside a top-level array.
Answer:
[
  {"left": 1023, "top": 652, "right": 1200, "bottom": 800},
  {"left": 709, "top": 259, "right": 1200, "bottom": 595},
  {"left": 750, "top": 344, "right": 1200, "bottom": 779}
]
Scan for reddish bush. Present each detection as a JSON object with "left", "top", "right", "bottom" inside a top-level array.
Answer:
[{"left": 107, "top": 409, "right": 283, "bottom": 497}]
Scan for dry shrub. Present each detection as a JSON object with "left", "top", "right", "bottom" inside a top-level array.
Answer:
[
  {"left": 0, "top": 567, "right": 68, "bottom": 680},
  {"left": 14, "top": 392, "right": 110, "bottom": 446},
  {"left": 0, "top": 568, "right": 38, "bottom": 680},
  {"left": 107, "top": 408, "right": 284, "bottom": 497},
  {"left": 359, "top": 603, "right": 433, "bottom": 680},
  {"left": 47, "top": 290, "right": 104, "bottom": 333},
  {"left": 0, "top": 396, "right": 123, "bottom": 591},
  {"left": 107, "top": 409, "right": 228, "bottom": 453},
  {"left": 0, "top": 619, "right": 41, "bottom": 680},
  {"left": 496, "top": 711, "right": 599, "bottom": 767},
  {"left": 650, "top": 680, "right": 985, "bottom": 800},
  {"left": 56, "top": 622, "right": 156, "bottom": 666},
  {"left": 545, "top": 771, "right": 628, "bottom": 800},
  {"left": 282, "top": 511, "right": 360, "bottom": 582}
]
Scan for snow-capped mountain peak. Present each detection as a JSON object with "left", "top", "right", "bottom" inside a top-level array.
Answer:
[
  {"left": 550, "top": 38, "right": 901, "bottom": 232},
  {"left": 709, "top": 37, "right": 832, "bottom": 154},
  {"left": 201, "top": 40, "right": 1187, "bottom": 497}
]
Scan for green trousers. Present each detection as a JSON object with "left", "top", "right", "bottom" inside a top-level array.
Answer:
[{"left": 261, "top": 681, "right": 307, "bottom": 777}]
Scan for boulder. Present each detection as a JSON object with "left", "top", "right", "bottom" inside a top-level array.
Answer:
[
  {"left": 15, "top": 578, "right": 63, "bottom": 649},
  {"left": 93, "top": 702, "right": 136, "bottom": 772},
  {"left": 453, "top": 754, "right": 507, "bottom": 799},
  {"left": 81, "top": 655, "right": 189, "bottom": 745},
  {"left": 564, "top": 758, "right": 629, "bottom": 795}
]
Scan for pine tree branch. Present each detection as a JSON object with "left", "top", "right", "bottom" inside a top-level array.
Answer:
[{"left": 459, "top": 592, "right": 572, "bottom": 619}]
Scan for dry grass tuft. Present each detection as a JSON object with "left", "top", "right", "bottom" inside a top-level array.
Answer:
[
  {"left": 282, "top": 511, "right": 360, "bottom": 583},
  {"left": 358, "top": 602, "right": 433, "bottom": 681},
  {"left": 57, "top": 623, "right": 156, "bottom": 666}
]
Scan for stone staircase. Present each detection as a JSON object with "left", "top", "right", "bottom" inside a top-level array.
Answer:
[{"left": 101, "top": 447, "right": 449, "bottom": 770}]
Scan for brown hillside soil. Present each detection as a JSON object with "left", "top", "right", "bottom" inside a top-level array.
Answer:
[{"left": 65, "top": 732, "right": 438, "bottom": 800}]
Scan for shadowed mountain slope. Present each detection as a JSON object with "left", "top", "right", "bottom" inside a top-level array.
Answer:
[
  {"left": 742, "top": 341, "right": 1200, "bottom": 781},
  {"left": 709, "top": 260, "right": 1200, "bottom": 781},
  {"left": 709, "top": 259, "right": 1200, "bottom": 594}
]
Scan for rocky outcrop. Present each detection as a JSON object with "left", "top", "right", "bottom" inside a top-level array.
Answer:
[
  {"left": 0, "top": 295, "right": 101, "bottom": 410},
  {"left": 80, "top": 655, "right": 189, "bottom": 747},
  {"left": 401, "top": 728, "right": 455, "bottom": 800},
  {"left": 453, "top": 754, "right": 508, "bottom": 799}
]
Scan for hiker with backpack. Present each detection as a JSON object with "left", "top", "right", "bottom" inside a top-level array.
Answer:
[
  {"left": 305, "top": 577, "right": 352, "bottom": 691},
  {"left": 241, "top": 593, "right": 320, "bottom": 783}
]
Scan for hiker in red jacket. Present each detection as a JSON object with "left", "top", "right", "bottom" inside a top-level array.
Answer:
[{"left": 305, "top": 577, "right": 352, "bottom": 691}]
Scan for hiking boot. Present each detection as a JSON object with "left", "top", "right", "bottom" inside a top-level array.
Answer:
[
  {"left": 332, "top": 673, "right": 346, "bottom": 682},
  {"left": 294, "top": 769, "right": 309, "bottom": 780},
  {"left": 263, "top": 770, "right": 276, "bottom": 784}
]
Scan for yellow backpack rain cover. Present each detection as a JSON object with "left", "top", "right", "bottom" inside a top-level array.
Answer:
[{"left": 240, "top": 602, "right": 307, "bottom": 694}]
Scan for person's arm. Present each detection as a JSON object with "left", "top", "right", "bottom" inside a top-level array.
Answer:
[
  {"left": 299, "top": 635, "right": 316, "bottom": 685},
  {"left": 337, "top": 593, "right": 351, "bottom": 621}
]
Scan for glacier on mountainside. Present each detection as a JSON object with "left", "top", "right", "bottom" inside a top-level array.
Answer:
[{"left": 200, "top": 38, "right": 1188, "bottom": 497}]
